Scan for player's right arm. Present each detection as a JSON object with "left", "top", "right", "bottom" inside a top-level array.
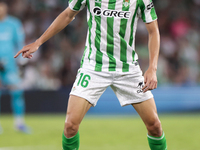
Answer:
[{"left": 14, "top": 7, "right": 79, "bottom": 59}]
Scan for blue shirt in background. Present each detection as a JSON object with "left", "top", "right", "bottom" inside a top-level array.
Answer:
[{"left": 0, "top": 16, "right": 25, "bottom": 85}]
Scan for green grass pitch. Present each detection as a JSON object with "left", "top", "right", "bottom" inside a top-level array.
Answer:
[{"left": 0, "top": 114, "right": 200, "bottom": 150}]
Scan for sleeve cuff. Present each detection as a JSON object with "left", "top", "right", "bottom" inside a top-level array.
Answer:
[{"left": 145, "top": 18, "right": 158, "bottom": 24}]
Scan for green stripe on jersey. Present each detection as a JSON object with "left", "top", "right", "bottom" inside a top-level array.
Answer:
[
  {"left": 73, "top": 0, "right": 84, "bottom": 11},
  {"left": 80, "top": 46, "right": 87, "bottom": 68},
  {"left": 149, "top": 0, "right": 157, "bottom": 21},
  {"left": 87, "top": 0, "right": 93, "bottom": 62},
  {"left": 107, "top": 0, "right": 116, "bottom": 71},
  {"left": 94, "top": 1, "right": 103, "bottom": 71},
  {"left": 139, "top": 0, "right": 146, "bottom": 22},
  {"left": 132, "top": 50, "right": 136, "bottom": 62},
  {"left": 150, "top": 7, "right": 157, "bottom": 20},
  {"left": 129, "top": 1, "right": 139, "bottom": 47},
  {"left": 119, "top": 0, "right": 130, "bottom": 72}
]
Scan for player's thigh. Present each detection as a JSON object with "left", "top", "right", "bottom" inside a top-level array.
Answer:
[
  {"left": 65, "top": 95, "right": 92, "bottom": 125},
  {"left": 66, "top": 68, "right": 112, "bottom": 124},
  {"left": 111, "top": 70, "right": 153, "bottom": 106},
  {"left": 70, "top": 68, "right": 112, "bottom": 106},
  {"left": 132, "top": 97, "right": 159, "bottom": 125}
]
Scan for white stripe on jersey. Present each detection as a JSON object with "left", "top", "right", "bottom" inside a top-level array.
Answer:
[
  {"left": 124, "top": 1, "right": 138, "bottom": 64},
  {"left": 100, "top": 0, "right": 110, "bottom": 70},
  {"left": 113, "top": 0, "right": 123, "bottom": 72},
  {"left": 88, "top": 1, "right": 97, "bottom": 68}
]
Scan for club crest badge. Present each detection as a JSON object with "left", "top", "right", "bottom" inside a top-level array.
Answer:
[{"left": 123, "top": 0, "right": 130, "bottom": 7}]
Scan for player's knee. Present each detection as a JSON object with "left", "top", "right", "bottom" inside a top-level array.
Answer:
[
  {"left": 64, "top": 120, "right": 79, "bottom": 138},
  {"left": 146, "top": 119, "right": 162, "bottom": 137}
]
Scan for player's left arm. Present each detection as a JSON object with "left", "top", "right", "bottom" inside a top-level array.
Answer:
[{"left": 142, "top": 20, "right": 160, "bottom": 93}]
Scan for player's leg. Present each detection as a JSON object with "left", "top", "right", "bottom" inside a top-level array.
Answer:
[
  {"left": 62, "top": 68, "right": 112, "bottom": 150},
  {"left": 10, "top": 87, "right": 31, "bottom": 133},
  {"left": 111, "top": 69, "right": 167, "bottom": 150},
  {"left": 132, "top": 98, "right": 167, "bottom": 150},
  {"left": 4, "top": 68, "right": 31, "bottom": 133},
  {"left": 10, "top": 89, "right": 27, "bottom": 130},
  {"left": 62, "top": 95, "right": 92, "bottom": 150}
]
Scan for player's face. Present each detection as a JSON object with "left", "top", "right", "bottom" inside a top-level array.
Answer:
[{"left": 0, "top": 3, "right": 7, "bottom": 20}]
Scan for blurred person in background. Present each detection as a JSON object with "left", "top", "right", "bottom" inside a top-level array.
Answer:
[{"left": 0, "top": 1, "right": 31, "bottom": 134}]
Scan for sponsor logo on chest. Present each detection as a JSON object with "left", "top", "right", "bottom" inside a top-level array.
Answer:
[{"left": 93, "top": 7, "right": 131, "bottom": 19}]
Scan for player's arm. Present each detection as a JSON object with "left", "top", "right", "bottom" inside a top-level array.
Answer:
[
  {"left": 142, "top": 20, "right": 160, "bottom": 93},
  {"left": 14, "top": 7, "right": 79, "bottom": 59}
]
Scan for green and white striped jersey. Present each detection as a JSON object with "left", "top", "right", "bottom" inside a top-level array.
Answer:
[{"left": 69, "top": 0, "right": 157, "bottom": 72}]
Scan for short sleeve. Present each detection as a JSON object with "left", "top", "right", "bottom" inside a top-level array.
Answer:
[
  {"left": 69, "top": 0, "right": 86, "bottom": 11},
  {"left": 138, "top": 0, "right": 157, "bottom": 23}
]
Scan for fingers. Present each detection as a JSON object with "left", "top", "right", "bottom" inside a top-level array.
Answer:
[
  {"left": 142, "top": 69, "right": 158, "bottom": 93},
  {"left": 22, "top": 51, "right": 32, "bottom": 58},
  {"left": 142, "top": 78, "right": 157, "bottom": 93},
  {"left": 14, "top": 45, "right": 30, "bottom": 58},
  {"left": 14, "top": 49, "right": 33, "bottom": 59},
  {"left": 27, "top": 55, "right": 33, "bottom": 59},
  {"left": 142, "top": 80, "right": 150, "bottom": 92},
  {"left": 14, "top": 49, "right": 25, "bottom": 58},
  {"left": 14, "top": 43, "right": 36, "bottom": 59}
]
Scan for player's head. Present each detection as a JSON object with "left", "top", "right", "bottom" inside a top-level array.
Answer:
[{"left": 0, "top": 1, "right": 7, "bottom": 20}]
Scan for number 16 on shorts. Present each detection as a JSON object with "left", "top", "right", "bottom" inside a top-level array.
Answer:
[{"left": 77, "top": 72, "right": 91, "bottom": 88}]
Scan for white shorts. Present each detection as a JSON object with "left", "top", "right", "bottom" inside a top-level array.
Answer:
[{"left": 70, "top": 67, "right": 153, "bottom": 107}]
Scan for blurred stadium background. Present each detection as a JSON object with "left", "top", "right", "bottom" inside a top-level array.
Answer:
[{"left": 0, "top": 0, "right": 200, "bottom": 150}]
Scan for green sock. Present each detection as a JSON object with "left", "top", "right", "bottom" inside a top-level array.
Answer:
[
  {"left": 62, "top": 131, "right": 80, "bottom": 150},
  {"left": 147, "top": 132, "right": 167, "bottom": 150}
]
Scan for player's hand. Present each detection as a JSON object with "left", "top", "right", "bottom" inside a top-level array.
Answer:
[
  {"left": 14, "top": 40, "right": 40, "bottom": 59},
  {"left": 142, "top": 68, "right": 157, "bottom": 93}
]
